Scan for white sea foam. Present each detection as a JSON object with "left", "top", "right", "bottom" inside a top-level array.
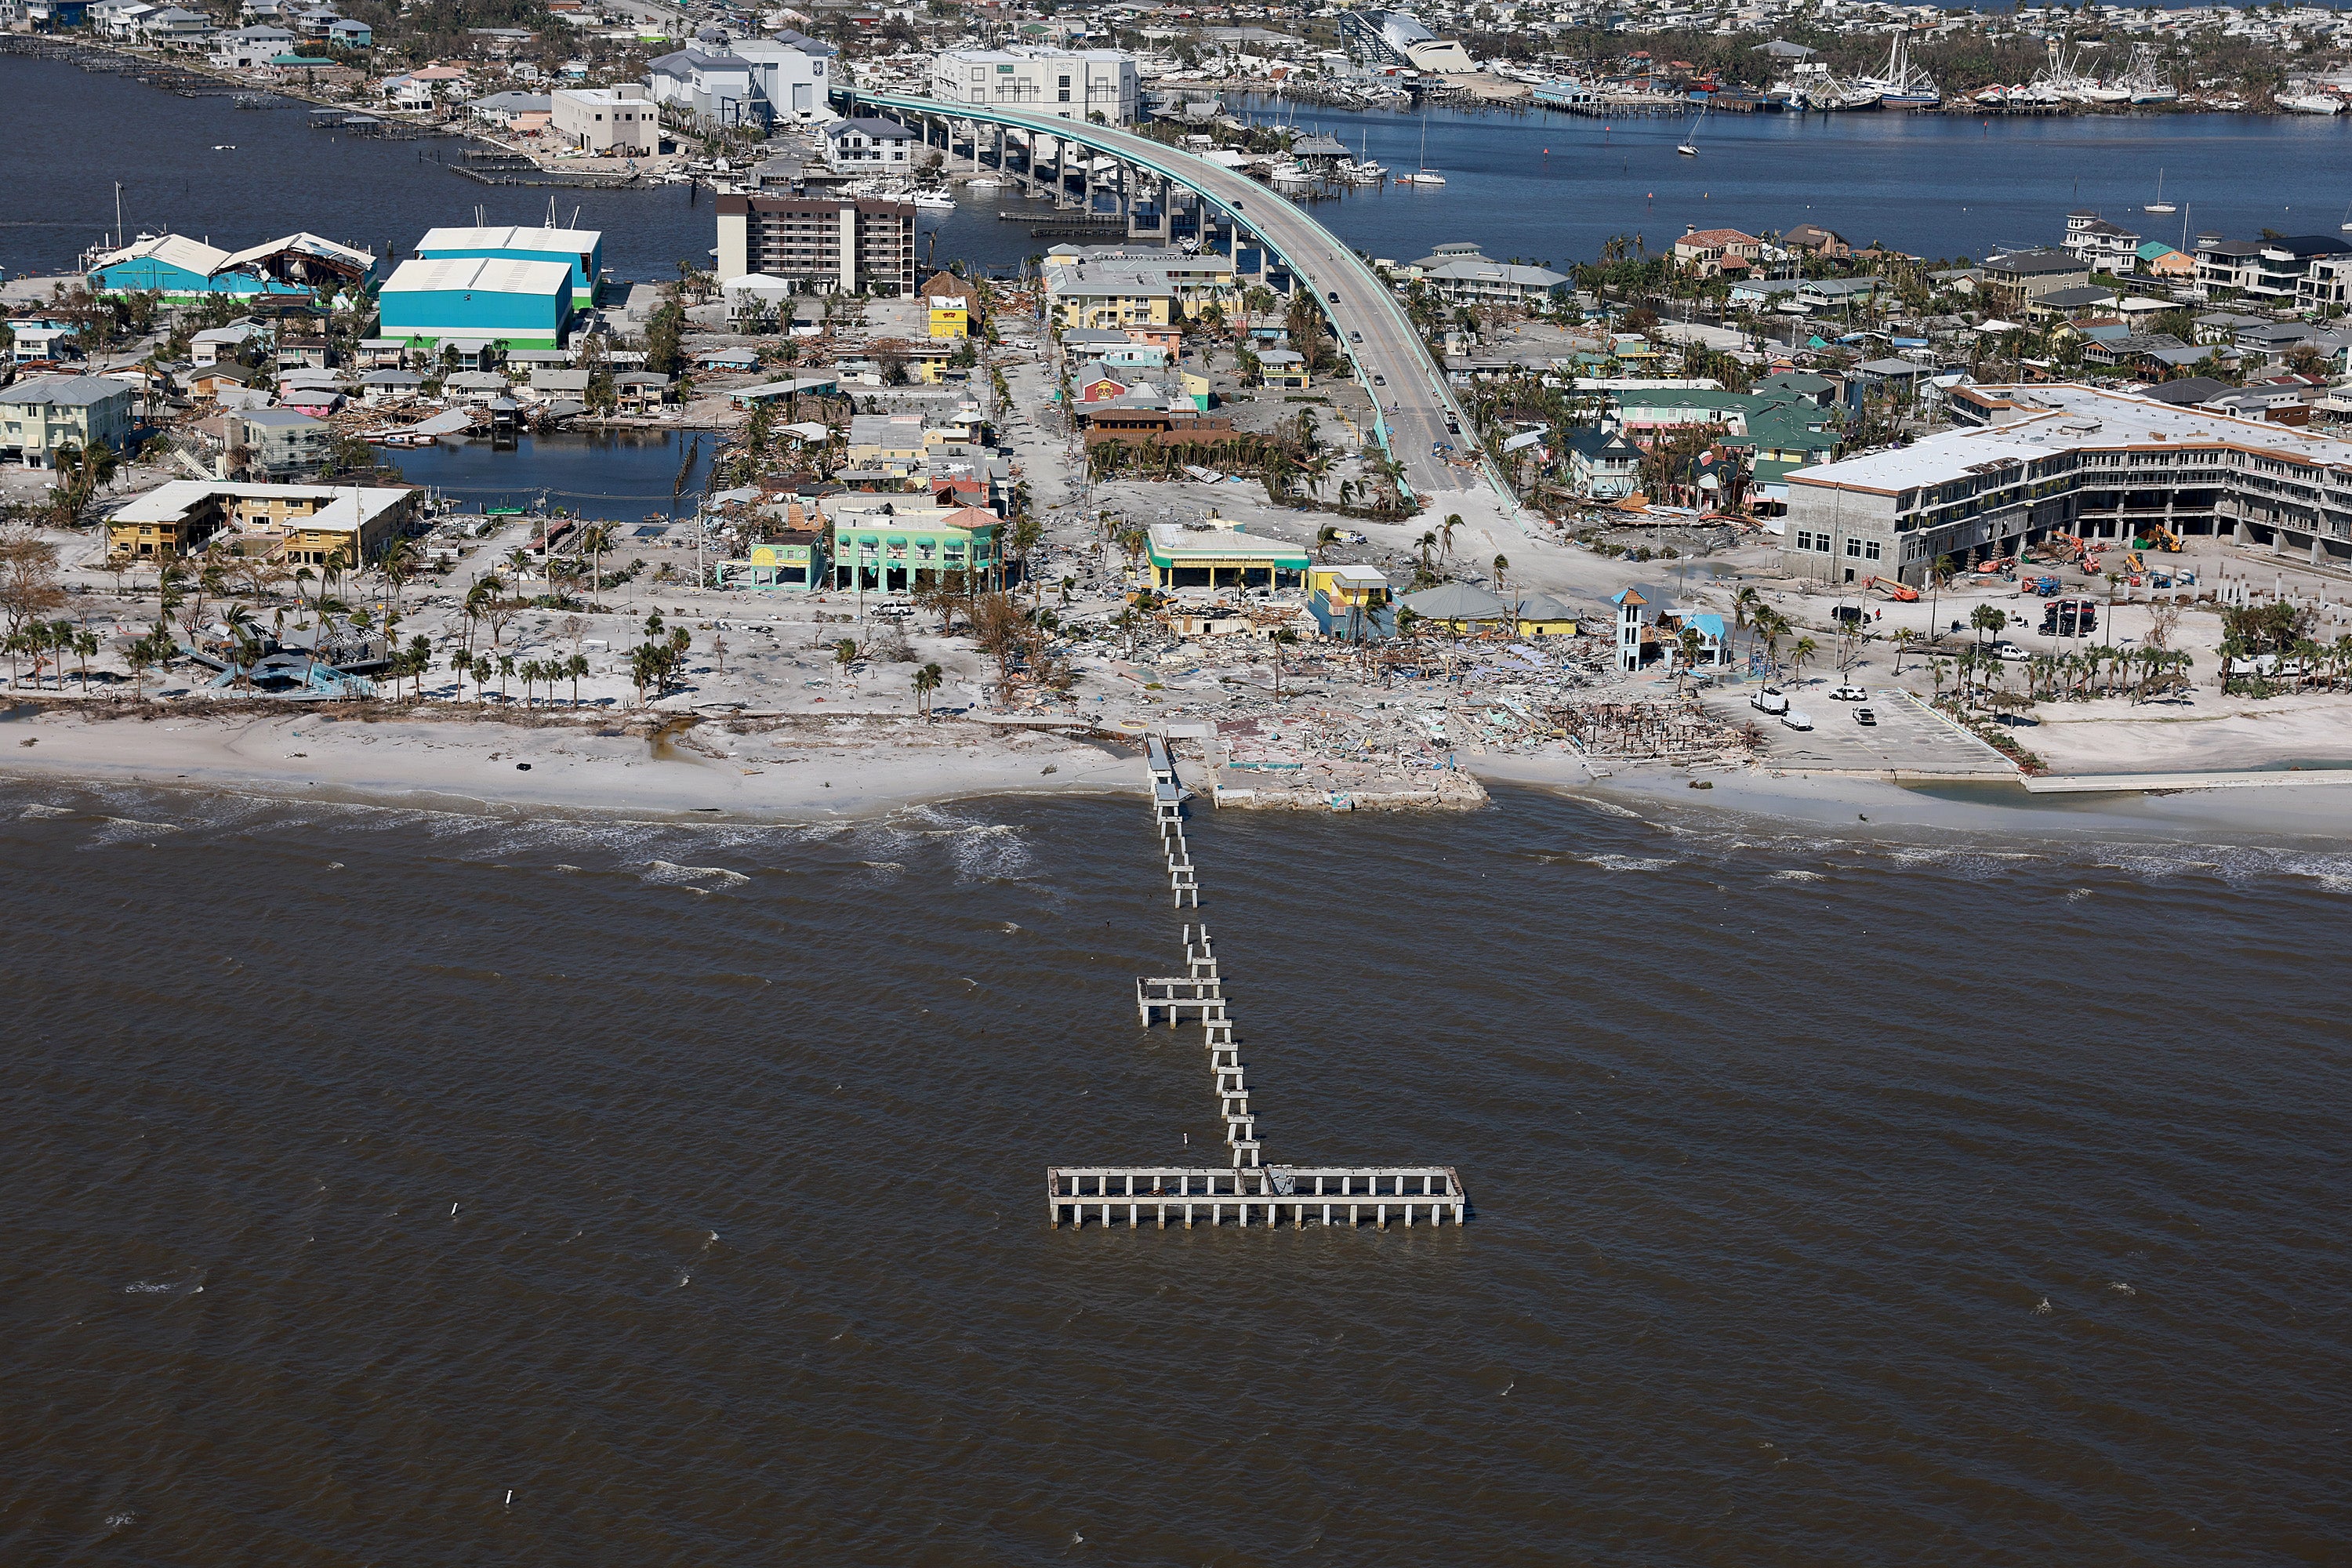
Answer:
[
  {"left": 1583, "top": 855, "right": 1678, "bottom": 873},
  {"left": 1771, "top": 869, "right": 1828, "bottom": 882},
  {"left": 1560, "top": 794, "right": 1643, "bottom": 820},
  {"left": 640, "top": 860, "right": 750, "bottom": 887},
  {"left": 19, "top": 803, "right": 74, "bottom": 818}
]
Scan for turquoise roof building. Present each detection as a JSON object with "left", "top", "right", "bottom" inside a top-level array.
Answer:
[{"left": 414, "top": 225, "right": 605, "bottom": 308}]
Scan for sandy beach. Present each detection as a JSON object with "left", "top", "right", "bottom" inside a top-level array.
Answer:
[{"left": 0, "top": 703, "right": 1142, "bottom": 822}]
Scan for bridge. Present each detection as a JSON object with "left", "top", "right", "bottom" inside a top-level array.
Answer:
[{"left": 834, "top": 87, "right": 1515, "bottom": 517}]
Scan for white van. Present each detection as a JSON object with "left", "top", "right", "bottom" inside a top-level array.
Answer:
[
  {"left": 1749, "top": 686, "right": 1789, "bottom": 715},
  {"left": 1780, "top": 710, "right": 1814, "bottom": 731}
]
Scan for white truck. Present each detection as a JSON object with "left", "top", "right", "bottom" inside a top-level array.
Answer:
[{"left": 1749, "top": 686, "right": 1789, "bottom": 715}]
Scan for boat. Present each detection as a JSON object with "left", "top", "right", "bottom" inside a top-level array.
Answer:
[
  {"left": 1869, "top": 33, "right": 1942, "bottom": 109},
  {"left": 909, "top": 189, "right": 954, "bottom": 209},
  {"left": 2280, "top": 92, "right": 2345, "bottom": 114},
  {"left": 1675, "top": 103, "right": 1704, "bottom": 156},
  {"left": 1405, "top": 101, "right": 1443, "bottom": 185},
  {"left": 2340, "top": 200, "right": 2352, "bottom": 234},
  {"left": 2145, "top": 168, "right": 2176, "bottom": 214},
  {"left": 966, "top": 176, "right": 1000, "bottom": 190}
]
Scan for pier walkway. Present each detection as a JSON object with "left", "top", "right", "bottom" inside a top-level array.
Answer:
[{"left": 1047, "top": 734, "right": 1471, "bottom": 1229}]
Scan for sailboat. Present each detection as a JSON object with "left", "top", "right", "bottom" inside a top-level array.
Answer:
[
  {"left": 2145, "top": 169, "right": 2176, "bottom": 215},
  {"left": 1402, "top": 102, "right": 1445, "bottom": 184},
  {"left": 2340, "top": 199, "right": 2352, "bottom": 234},
  {"left": 1676, "top": 103, "right": 1704, "bottom": 156}
]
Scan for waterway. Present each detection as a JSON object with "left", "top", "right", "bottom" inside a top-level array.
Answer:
[
  {"left": 383, "top": 430, "right": 717, "bottom": 521},
  {"left": 1, "top": 776, "right": 2344, "bottom": 1562},
  {"left": 7, "top": 54, "right": 2352, "bottom": 286}
]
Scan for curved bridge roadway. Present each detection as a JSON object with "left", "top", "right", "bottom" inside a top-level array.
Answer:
[{"left": 846, "top": 89, "right": 1512, "bottom": 515}]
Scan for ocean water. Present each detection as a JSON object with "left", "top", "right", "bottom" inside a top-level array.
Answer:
[
  {"left": 6, "top": 53, "right": 2352, "bottom": 285},
  {"left": 2, "top": 776, "right": 2345, "bottom": 1563},
  {"left": 380, "top": 430, "right": 718, "bottom": 521}
]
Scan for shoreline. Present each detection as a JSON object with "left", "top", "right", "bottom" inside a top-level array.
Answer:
[{"left": 10, "top": 702, "right": 2352, "bottom": 842}]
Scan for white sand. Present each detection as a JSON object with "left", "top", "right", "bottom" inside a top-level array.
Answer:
[{"left": 0, "top": 705, "right": 1142, "bottom": 821}]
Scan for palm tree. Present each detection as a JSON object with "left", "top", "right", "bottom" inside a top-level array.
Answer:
[
  {"left": 1269, "top": 626, "right": 1298, "bottom": 699},
  {"left": 567, "top": 652, "right": 589, "bottom": 707},
  {"left": 833, "top": 637, "right": 858, "bottom": 688},
  {"left": 1440, "top": 514, "right": 1461, "bottom": 559},
  {"left": 1416, "top": 531, "right": 1437, "bottom": 573},
  {"left": 1492, "top": 554, "right": 1509, "bottom": 593},
  {"left": 911, "top": 661, "right": 942, "bottom": 720},
  {"left": 1790, "top": 634, "right": 1819, "bottom": 688}
]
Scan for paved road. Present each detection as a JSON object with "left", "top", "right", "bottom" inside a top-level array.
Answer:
[{"left": 851, "top": 91, "right": 1505, "bottom": 514}]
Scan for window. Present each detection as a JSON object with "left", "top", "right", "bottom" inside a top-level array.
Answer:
[
  {"left": 1846, "top": 537, "right": 1864, "bottom": 557},
  {"left": 1795, "top": 529, "right": 1813, "bottom": 551},
  {"left": 1864, "top": 540, "right": 1882, "bottom": 562}
]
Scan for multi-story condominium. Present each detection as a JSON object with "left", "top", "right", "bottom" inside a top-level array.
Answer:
[
  {"left": 714, "top": 194, "right": 916, "bottom": 295},
  {"left": 2193, "top": 233, "right": 2352, "bottom": 303},
  {"left": 927, "top": 46, "right": 1139, "bottom": 124},
  {"left": 1782, "top": 383, "right": 2352, "bottom": 586}
]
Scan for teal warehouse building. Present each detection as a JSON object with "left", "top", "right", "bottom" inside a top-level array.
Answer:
[{"left": 377, "top": 256, "right": 575, "bottom": 350}]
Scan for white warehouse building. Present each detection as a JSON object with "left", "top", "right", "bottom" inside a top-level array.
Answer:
[{"left": 927, "top": 47, "right": 1139, "bottom": 125}]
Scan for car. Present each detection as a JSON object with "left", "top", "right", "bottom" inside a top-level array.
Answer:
[
  {"left": 1995, "top": 643, "right": 2031, "bottom": 662},
  {"left": 870, "top": 604, "right": 914, "bottom": 619},
  {"left": 1853, "top": 706, "right": 1878, "bottom": 726},
  {"left": 1445, "top": 416, "right": 1461, "bottom": 434},
  {"left": 1327, "top": 290, "right": 1340, "bottom": 303},
  {"left": 1373, "top": 373, "right": 1385, "bottom": 386},
  {"left": 1349, "top": 330, "right": 1363, "bottom": 343},
  {"left": 1749, "top": 686, "right": 1789, "bottom": 715},
  {"left": 1338, "top": 529, "right": 1370, "bottom": 544},
  {"left": 1780, "top": 710, "right": 1813, "bottom": 731},
  {"left": 1829, "top": 684, "right": 1867, "bottom": 702}
]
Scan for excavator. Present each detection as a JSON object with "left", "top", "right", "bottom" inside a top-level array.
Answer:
[
  {"left": 1864, "top": 575, "right": 1920, "bottom": 602},
  {"left": 2135, "top": 524, "right": 2184, "bottom": 553}
]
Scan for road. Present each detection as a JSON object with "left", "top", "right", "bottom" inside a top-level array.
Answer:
[{"left": 848, "top": 91, "right": 1512, "bottom": 522}]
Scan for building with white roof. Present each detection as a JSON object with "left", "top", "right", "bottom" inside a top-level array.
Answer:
[
  {"left": 106, "top": 479, "right": 419, "bottom": 563},
  {"left": 415, "top": 225, "right": 604, "bottom": 307},
  {"left": 1782, "top": 382, "right": 2352, "bottom": 584},
  {"left": 377, "top": 256, "right": 575, "bottom": 349}
]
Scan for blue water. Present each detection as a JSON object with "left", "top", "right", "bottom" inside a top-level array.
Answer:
[{"left": 384, "top": 430, "right": 716, "bottom": 521}]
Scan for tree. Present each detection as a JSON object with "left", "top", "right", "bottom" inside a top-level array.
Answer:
[
  {"left": 911, "top": 660, "right": 942, "bottom": 720},
  {"left": 0, "top": 532, "right": 66, "bottom": 640},
  {"left": 1791, "top": 634, "right": 1818, "bottom": 687},
  {"left": 128, "top": 622, "right": 178, "bottom": 703},
  {"left": 833, "top": 637, "right": 858, "bottom": 688},
  {"left": 567, "top": 652, "right": 589, "bottom": 708},
  {"left": 1970, "top": 603, "right": 2006, "bottom": 645},
  {"left": 1492, "top": 554, "right": 1509, "bottom": 593},
  {"left": 1269, "top": 626, "right": 1298, "bottom": 700}
]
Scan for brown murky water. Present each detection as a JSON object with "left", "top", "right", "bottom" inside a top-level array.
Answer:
[{"left": 2, "top": 780, "right": 2345, "bottom": 1563}]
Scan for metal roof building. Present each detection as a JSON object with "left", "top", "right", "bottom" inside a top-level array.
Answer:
[
  {"left": 415, "top": 225, "right": 604, "bottom": 307},
  {"left": 377, "top": 256, "right": 575, "bottom": 350}
]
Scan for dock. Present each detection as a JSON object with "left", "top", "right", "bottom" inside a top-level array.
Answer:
[{"left": 1044, "top": 732, "right": 1472, "bottom": 1229}]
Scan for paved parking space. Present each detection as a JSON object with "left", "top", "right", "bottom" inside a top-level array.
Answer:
[{"left": 1706, "top": 686, "right": 2015, "bottom": 776}]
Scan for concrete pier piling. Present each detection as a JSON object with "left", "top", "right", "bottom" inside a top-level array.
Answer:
[{"left": 1045, "top": 742, "right": 1469, "bottom": 1226}]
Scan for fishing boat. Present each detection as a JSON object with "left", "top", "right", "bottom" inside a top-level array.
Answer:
[
  {"left": 1870, "top": 33, "right": 1942, "bottom": 109},
  {"left": 2144, "top": 169, "right": 2175, "bottom": 215}
]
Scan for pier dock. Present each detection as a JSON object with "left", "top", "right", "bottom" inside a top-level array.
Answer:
[{"left": 1045, "top": 733, "right": 1471, "bottom": 1229}]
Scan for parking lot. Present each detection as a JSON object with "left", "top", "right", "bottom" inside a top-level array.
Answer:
[{"left": 1705, "top": 684, "right": 2016, "bottom": 776}]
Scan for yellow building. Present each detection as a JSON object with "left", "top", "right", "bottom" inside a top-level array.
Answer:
[
  {"left": 921, "top": 269, "right": 973, "bottom": 339},
  {"left": 107, "top": 480, "right": 419, "bottom": 564},
  {"left": 1042, "top": 259, "right": 1175, "bottom": 331}
]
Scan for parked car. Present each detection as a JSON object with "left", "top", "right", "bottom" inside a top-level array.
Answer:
[
  {"left": 1853, "top": 706, "right": 1878, "bottom": 726},
  {"left": 1829, "top": 684, "right": 1867, "bottom": 702},
  {"left": 1780, "top": 710, "right": 1813, "bottom": 731},
  {"left": 1831, "top": 604, "right": 1864, "bottom": 626},
  {"left": 1995, "top": 642, "right": 2031, "bottom": 662},
  {"left": 1749, "top": 686, "right": 1789, "bottom": 715},
  {"left": 871, "top": 604, "right": 914, "bottom": 619}
]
